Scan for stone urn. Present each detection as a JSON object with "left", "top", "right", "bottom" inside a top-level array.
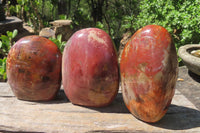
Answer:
[
  {"left": 178, "top": 44, "right": 200, "bottom": 75},
  {"left": 0, "top": 0, "right": 6, "bottom": 21}
]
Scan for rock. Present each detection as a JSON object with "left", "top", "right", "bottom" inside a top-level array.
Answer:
[
  {"left": 120, "top": 25, "right": 178, "bottom": 123},
  {"left": 23, "top": 23, "right": 34, "bottom": 34},
  {"left": 50, "top": 20, "right": 73, "bottom": 41},
  {"left": 39, "top": 28, "right": 55, "bottom": 38},
  {"left": 50, "top": 20, "right": 72, "bottom": 27},
  {"left": 0, "top": 16, "right": 23, "bottom": 34},
  {"left": 62, "top": 28, "right": 119, "bottom": 107},
  {"left": 0, "top": 16, "right": 34, "bottom": 42}
]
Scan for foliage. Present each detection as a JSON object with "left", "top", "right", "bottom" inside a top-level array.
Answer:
[
  {"left": 130, "top": 0, "right": 200, "bottom": 52},
  {"left": 7, "top": 0, "right": 55, "bottom": 32},
  {"left": 49, "top": 35, "right": 67, "bottom": 53},
  {"left": 5, "top": 0, "right": 200, "bottom": 53},
  {"left": 59, "top": 14, "right": 67, "bottom": 20},
  {"left": 15, "top": 0, "right": 45, "bottom": 32},
  {"left": 101, "top": 0, "right": 140, "bottom": 49},
  {"left": 0, "top": 58, "right": 7, "bottom": 81},
  {"left": 0, "top": 29, "right": 18, "bottom": 57},
  {"left": 0, "top": 29, "right": 18, "bottom": 81}
]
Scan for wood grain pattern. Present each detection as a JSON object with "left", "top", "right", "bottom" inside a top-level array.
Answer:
[{"left": 0, "top": 83, "right": 200, "bottom": 133}]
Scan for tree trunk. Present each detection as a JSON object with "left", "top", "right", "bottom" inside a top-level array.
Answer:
[
  {"left": 89, "top": 0, "right": 105, "bottom": 25},
  {"left": 67, "top": 0, "right": 71, "bottom": 17},
  {"left": 0, "top": 3, "right": 6, "bottom": 21},
  {"left": 58, "top": 0, "right": 67, "bottom": 15}
]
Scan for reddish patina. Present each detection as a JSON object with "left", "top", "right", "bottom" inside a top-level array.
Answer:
[
  {"left": 120, "top": 25, "right": 178, "bottom": 122},
  {"left": 6, "top": 35, "right": 62, "bottom": 101},
  {"left": 62, "top": 28, "right": 119, "bottom": 107}
]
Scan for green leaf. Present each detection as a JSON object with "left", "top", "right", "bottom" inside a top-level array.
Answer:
[
  {"left": 0, "top": 35, "right": 9, "bottom": 43},
  {"left": 24, "top": 5, "right": 29, "bottom": 12},
  {"left": 96, "top": 21, "right": 104, "bottom": 29},
  {"left": 6, "top": 31, "right": 13, "bottom": 38},
  {"left": 0, "top": 41, "right": 2, "bottom": 48},
  {"left": 59, "top": 14, "right": 67, "bottom": 20},
  {"left": 0, "top": 58, "right": 7, "bottom": 80},
  {"left": 12, "top": 29, "right": 18, "bottom": 39},
  {"left": 15, "top": 5, "right": 21, "bottom": 13},
  {"left": 3, "top": 72, "right": 7, "bottom": 80},
  {"left": 57, "top": 35, "right": 62, "bottom": 43},
  {"left": 21, "top": 0, "right": 25, "bottom": 5}
]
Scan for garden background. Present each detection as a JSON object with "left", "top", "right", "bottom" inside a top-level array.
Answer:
[{"left": 1, "top": 0, "right": 200, "bottom": 81}]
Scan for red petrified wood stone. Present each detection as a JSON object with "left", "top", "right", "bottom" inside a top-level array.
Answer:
[
  {"left": 120, "top": 25, "right": 178, "bottom": 123},
  {"left": 6, "top": 35, "right": 62, "bottom": 101},
  {"left": 62, "top": 28, "right": 119, "bottom": 107}
]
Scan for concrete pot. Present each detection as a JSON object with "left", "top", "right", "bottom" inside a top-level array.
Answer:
[{"left": 178, "top": 44, "right": 200, "bottom": 75}]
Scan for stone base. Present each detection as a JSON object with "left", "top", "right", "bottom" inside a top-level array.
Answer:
[
  {"left": 0, "top": 17, "right": 34, "bottom": 42},
  {"left": 0, "top": 16, "right": 23, "bottom": 34}
]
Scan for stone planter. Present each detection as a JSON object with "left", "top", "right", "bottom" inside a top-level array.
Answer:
[{"left": 178, "top": 44, "right": 200, "bottom": 75}]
